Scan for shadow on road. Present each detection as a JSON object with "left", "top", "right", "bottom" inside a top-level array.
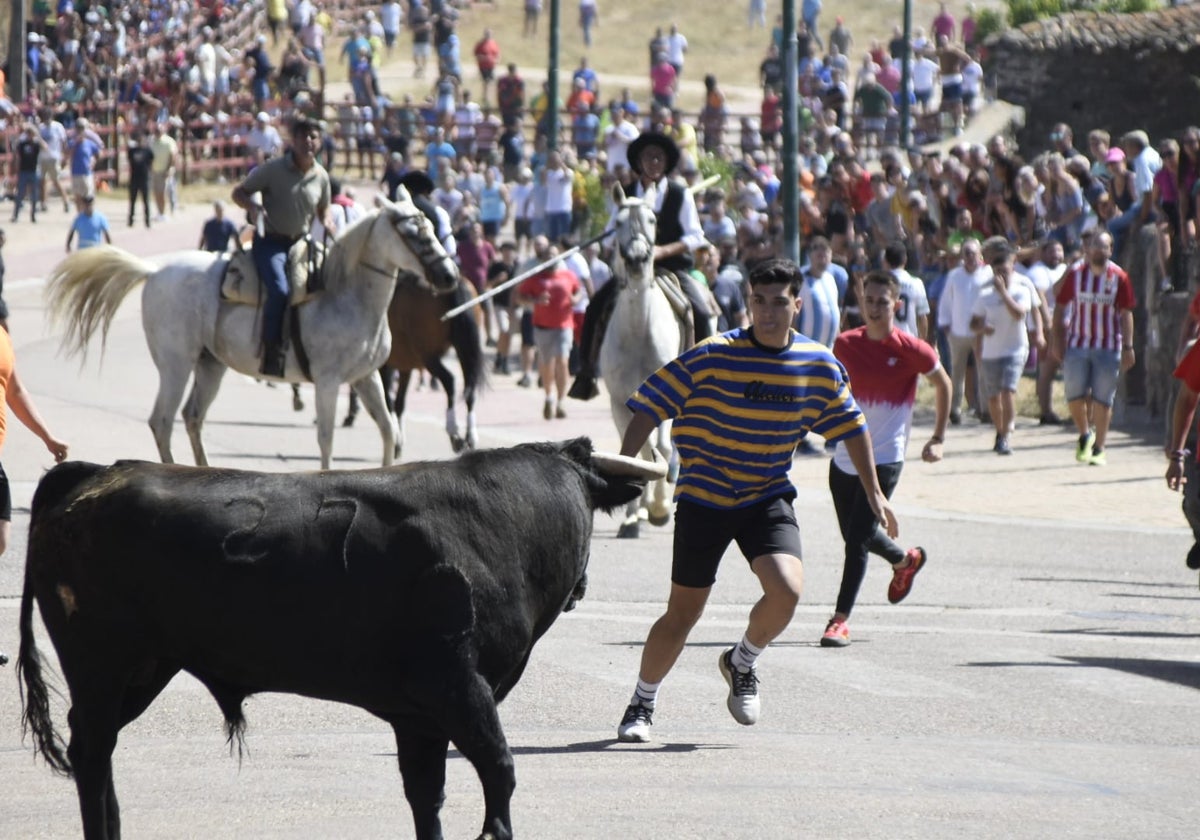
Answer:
[{"left": 964, "top": 656, "right": 1200, "bottom": 691}]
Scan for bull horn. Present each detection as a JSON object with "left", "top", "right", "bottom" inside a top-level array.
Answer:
[{"left": 593, "top": 451, "right": 669, "bottom": 481}]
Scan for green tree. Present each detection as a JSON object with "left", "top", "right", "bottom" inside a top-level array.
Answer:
[{"left": 993, "top": 0, "right": 1160, "bottom": 31}]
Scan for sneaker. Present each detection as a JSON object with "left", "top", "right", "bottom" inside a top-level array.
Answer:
[
  {"left": 820, "top": 617, "right": 851, "bottom": 648},
  {"left": 718, "top": 648, "right": 760, "bottom": 726},
  {"left": 1088, "top": 447, "right": 1107, "bottom": 466},
  {"left": 996, "top": 436, "right": 1012, "bottom": 456},
  {"left": 1076, "top": 429, "right": 1096, "bottom": 463},
  {"left": 1039, "top": 412, "right": 1063, "bottom": 426},
  {"left": 517, "top": 374, "right": 532, "bottom": 388},
  {"left": 555, "top": 405, "right": 567, "bottom": 419},
  {"left": 888, "top": 547, "right": 927, "bottom": 604},
  {"left": 616, "top": 703, "right": 653, "bottom": 743},
  {"left": 543, "top": 400, "right": 553, "bottom": 420},
  {"left": 949, "top": 410, "right": 962, "bottom": 426},
  {"left": 992, "top": 433, "right": 1002, "bottom": 453}
]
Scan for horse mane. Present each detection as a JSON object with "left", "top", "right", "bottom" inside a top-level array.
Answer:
[{"left": 321, "top": 210, "right": 379, "bottom": 291}]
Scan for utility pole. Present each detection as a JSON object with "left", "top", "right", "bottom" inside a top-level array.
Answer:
[
  {"left": 780, "top": 0, "right": 799, "bottom": 263},
  {"left": 899, "top": 0, "right": 913, "bottom": 149},
  {"left": 547, "top": 0, "right": 560, "bottom": 151},
  {"left": 9, "top": 0, "right": 28, "bottom": 102}
]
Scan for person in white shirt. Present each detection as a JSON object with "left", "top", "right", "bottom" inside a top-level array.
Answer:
[
  {"left": 910, "top": 51, "right": 940, "bottom": 114},
  {"left": 937, "top": 239, "right": 990, "bottom": 424},
  {"left": 666, "top": 23, "right": 688, "bottom": 75},
  {"left": 1016, "top": 238, "right": 1068, "bottom": 424},
  {"left": 248, "top": 112, "right": 284, "bottom": 161},
  {"left": 970, "top": 239, "right": 1032, "bottom": 455},
  {"left": 603, "top": 106, "right": 639, "bottom": 174},
  {"left": 381, "top": 0, "right": 403, "bottom": 56},
  {"left": 884, "top": 241, "right": 930, "bottom": 341}
]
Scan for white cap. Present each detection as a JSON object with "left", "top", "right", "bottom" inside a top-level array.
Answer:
[
  {"left": 27, "top": 32, "right": 41, "bottom": 43},
  {"left": 256, "top": 111, "right": 269, "bottom": 123}
]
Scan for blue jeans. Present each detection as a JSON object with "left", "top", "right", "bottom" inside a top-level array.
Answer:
[
  {"left": 13, "top": 171, "right": 39, "bottom": 219},
  {"left": 1063, "top": 346, "right": 1121, "bottom": 407},
  {"left": 545, "top": 211, "right": 571, "bottom": 242},
  {"left": 1106, "top": 200, "right": 1142, "bottom": 257},
  {"left": 252, "top": 234, "right": 292, "bottom": 347}
]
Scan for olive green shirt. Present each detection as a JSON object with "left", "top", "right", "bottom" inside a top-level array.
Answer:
[{"left": 240, "top": 151, "right": 331, "bottom": 239}]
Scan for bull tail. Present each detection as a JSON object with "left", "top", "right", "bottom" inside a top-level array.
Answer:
[
  {"left": 45, "top": 245, "right": 158, "bottom": 363},
  {"left": 19, "top": 462, "right": 112, "bottom": 776},
  {"left": 447, "top": 282, "right": 488, "bottom": 396},
  {"left": 17, "top": 567, "right": 71, "bottom": 776}
]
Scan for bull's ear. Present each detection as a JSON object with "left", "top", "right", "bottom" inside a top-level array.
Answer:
[{"left": 611, "top": 182, "right": 625, "bottom": 208}]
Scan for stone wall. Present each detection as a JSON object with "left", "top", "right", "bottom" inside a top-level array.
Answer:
[{"left": 986, "top": 8, "right": 1200, "bottom": 150}]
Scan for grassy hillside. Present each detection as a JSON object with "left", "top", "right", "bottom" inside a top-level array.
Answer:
[{"left": 365, "top": 0, "right": 1001, "bottom": 113}]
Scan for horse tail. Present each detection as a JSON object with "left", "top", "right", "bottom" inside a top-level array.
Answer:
[
  {"left": 45, "top": 245, "right": 158, "bottom": 362},
  {"left": 16, "top": 464, "right": 101, "bottom": 777},
  {"left": 448, "top": 282, "right": 488, "bottom": 394}
]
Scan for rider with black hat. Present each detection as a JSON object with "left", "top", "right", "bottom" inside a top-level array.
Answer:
[
  {"left": 398, "top": 168, "right": 457, "bottom": 258},
  {"left": 569, "top": 130, "right": 713, "bottom": 400}
]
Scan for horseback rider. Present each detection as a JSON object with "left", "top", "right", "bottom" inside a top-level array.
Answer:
[
  {"left": 398, "top": 169, "right": 458, "bottom": 258},
  {"left": 231, "top": 118, "right": 335, "bottom": 378},
  {"left": 569, "top": 131, "right": 713, "bottom": 400}
]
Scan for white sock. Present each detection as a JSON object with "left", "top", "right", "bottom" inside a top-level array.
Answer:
[
  {"left": 631, "top": 677, "right": 660, "bottom": 708},
  {"left": 731, "top": 635, "right": 764, "bottom": 672}
]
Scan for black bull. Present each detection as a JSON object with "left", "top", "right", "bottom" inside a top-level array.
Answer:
[{"left": 18, "top": 438, "right": 653, "bottom": 840}]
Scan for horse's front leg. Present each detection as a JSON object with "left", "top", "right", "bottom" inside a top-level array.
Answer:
[
  {"left": 313, "top": 379, "right": 340, "bottom": 470},
  {"left": 350, "top": 373, "right": 398, "bottom": 467}
]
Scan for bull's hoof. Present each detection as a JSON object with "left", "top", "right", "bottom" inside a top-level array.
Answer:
[
  {"left": 450, "top": 435, "right": 466, "bottom": 453},
  {"left": 393, "top": 442, "right": 403, "bottom": 460},
  {"left": 0, "top": 650, "right": 8, "bottom": 667},
  {"left": 291, "top": 392, "right": 304, "bottom": 412},
  {"left": 647, "top": 509, "right": 671, "bottom": 527},
  {"left": 617, "top": 520, "right": 640, "bottom": 539},
  {"left": 342, "top": 413, "right": 357, "bottom": 428}
]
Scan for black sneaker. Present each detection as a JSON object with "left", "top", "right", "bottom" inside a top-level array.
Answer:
[
  {"left": 718, "top": 648, "right": 760, "bottom": 725},
  {"left": 617, "top": 703, "right": 653, "bottom": 742}
]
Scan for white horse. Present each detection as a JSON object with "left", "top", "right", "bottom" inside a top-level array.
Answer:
[
  {"left": 599, "top": 184, "right": 686, "bottom": 538},
  {"left": 45, "top": 191, "right": 459, "bottom": 470}
]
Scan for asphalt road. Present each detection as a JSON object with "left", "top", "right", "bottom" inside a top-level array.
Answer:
[{"left": 0, "top": 203, "right": 1197, "bottom": 839}]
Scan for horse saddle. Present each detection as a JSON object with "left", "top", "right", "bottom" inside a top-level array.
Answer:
[
  {"left": 653, "top": 270, "right": 697, "bottom": 349},
  {"left": 220, "top": 238, "right": 326, "bottom": 307}
]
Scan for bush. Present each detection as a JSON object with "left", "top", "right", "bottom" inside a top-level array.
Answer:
[
  {"left": 1006, "top": 0, "right": 1159, "bottom": 29},
  {"left": 975, "top": 8, "right": 1007, "bottom": 42}
]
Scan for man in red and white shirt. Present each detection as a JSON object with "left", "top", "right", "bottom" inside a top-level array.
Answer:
[
  {"left": 1051, "top": 231, "right": 1135, "bottom": 465},
  {"left": 822, "top": 270, "right": 950, "bottom": 647}
]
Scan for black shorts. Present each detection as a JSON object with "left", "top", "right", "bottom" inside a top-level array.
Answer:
[
  {"left": 521, "top": 309, "right": 534, "bottom": 345},
  {"left": 514, "top": 218, "right": 532, "bottom": 239},
  {"left": 672, "top": 493, "right": 801, "bottom": 588},
  {"left": 0, "top": 462, "right": 11, "bottom": 521}
]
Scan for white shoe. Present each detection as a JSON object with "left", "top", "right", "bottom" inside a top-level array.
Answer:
[
  {"left": 617, "top": 703, "right": 653, "bottom": 742},
  {"left": 719, "top": 648, "right": 760, "bottom": 725}
]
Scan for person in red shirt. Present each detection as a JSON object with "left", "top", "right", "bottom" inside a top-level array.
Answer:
[
  {"left": 473, "top": 29, "right": 501, "bottom": 106},
  {"left": 1167, "top": 339, "right": 1200, "bottom": 576},
  {"left": 1051, "top": 231, "right": 1135, "bottom": 465},
  {"left": 515, "top": 236, "right": 582, "bottom": 420}
]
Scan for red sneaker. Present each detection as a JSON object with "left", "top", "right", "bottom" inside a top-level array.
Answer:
[
  {"left": 888, "top": 547, "right": 927, "bottom": 604},
  {"left": 820, "top": 617, "right": 850, "bottom": 648}
]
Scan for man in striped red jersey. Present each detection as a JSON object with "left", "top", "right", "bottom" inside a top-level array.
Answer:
[{"left": 1051, "top": 231, "right": 1136, "bottom": 466}]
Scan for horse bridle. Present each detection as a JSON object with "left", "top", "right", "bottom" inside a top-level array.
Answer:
[
  {"left": 615, "top": 202, "right": 656, "bottom": 288},
  {"left": 358, "top": 209, "right": 454, "bottom": 289}
]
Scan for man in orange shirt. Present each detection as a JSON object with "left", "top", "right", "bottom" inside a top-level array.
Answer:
[
  {"left": 473, "top": 28, "right": 501, "bottom": 106},
  {"left": 0, "top": 317, "right": 69, "bottom": 665},
  {"left": 515, "top": 235, "right": 583, "bottom": 421}
]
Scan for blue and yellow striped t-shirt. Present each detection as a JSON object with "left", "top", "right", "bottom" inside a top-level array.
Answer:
[{"left": 627, "top": 327, "right": 867, "bottom": 509}]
